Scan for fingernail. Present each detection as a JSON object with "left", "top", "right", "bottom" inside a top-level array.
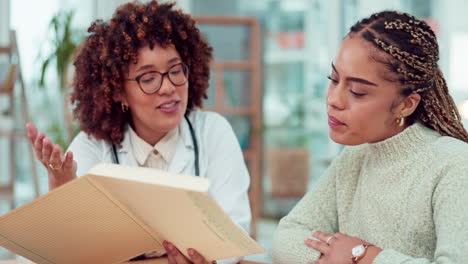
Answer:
[{"left": 188, "top": 248, "right": 194, "bottom": 256}]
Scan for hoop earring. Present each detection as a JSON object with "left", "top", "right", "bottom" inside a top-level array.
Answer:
[
  {"left": 121, "top": 103, "right": 129, "bottom": 112},
  {"left": 397, "top": 115, "right": 405, "bottom": 127}
]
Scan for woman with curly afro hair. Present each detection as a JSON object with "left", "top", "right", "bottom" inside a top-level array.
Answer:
[{"left": 26, "top": 1, "right": 251, "bottom": 263}]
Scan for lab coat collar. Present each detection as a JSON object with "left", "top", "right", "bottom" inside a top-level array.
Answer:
[
  {"left": 118, "top": 117, "right": 195, "bottom": 174},
  {"left": 168, "top": 116, "right": 195, "bottom": 174}
]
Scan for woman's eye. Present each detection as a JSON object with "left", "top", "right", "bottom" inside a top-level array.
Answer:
[
  {"left": 327, "top": 75, "right": 338, "bottom": 84},
  {"left": 141, "top": 77, "right": 155, "bottom": 84},
  {"left": 350, "top": 90, "right": 366, "bottom": 97},
  {"left": 169, "top": 70, "right": 182, "bottom": 75}
]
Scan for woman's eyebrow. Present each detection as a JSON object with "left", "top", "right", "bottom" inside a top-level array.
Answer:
[
  {"left": 135, "top": 64, "right": 155, "bottom": 73},
  {"left": 167, "top": 57, "right": 181, "bottom": 64},
  {"left": 347, "top": 77, "right": 378, "bottom": 86},
  {"left": 134, "top": 57, "right": 181, "bottom": 73},
  {"left": 332, "top": 62, "right": 378, "bottom": 86}
]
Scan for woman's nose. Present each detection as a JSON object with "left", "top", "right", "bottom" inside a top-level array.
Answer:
[
  {"left": 327, "top": 86, "right": 345, "bottom": 110},
  {"left": 157, "top": 75, "right": 176, "bottom": 95}
]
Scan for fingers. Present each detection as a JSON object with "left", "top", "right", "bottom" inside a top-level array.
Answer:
[
  {"left": 27, "top": 123, "right": 62, "bottom": 170},
  {"left": 163, "top": 241, "right": 211, "bottom": 264},
  {"left": 26, "top": 122, "right": 38, "bottom": 145},
  {"left": 42, "top": 138, "right": 54, "bottom": 166},
  {"left": 33, "top": 132, "right": 46, "bottom": 161},
  {"left": 29, "top": 127, "right": 70, "bottom": 171},
  {"left": 333, "top": 232, "right": 344, "bottom": 238},
  {"left": 164, "top": 241, "right": 191, "bottom": 264},
  {"left": 312, "top": 230, "right": 333, "bottom": 244},
  {"left": 26, "top": 124, "right": 78, "bottom": 190},
  {"left": 304, "top": 238, "right": 330, "bottom": 256},
  {"left": 187, "top": 248, "right": 209, "bottom": 264},
  {"left": 48, "top": 149, "right": 77, "bottom": 190},
  {"left": 167, "top": 252, "right": 177, "bottom": 264},
  {"left": 48, "top": 144, "right": 64, "bottom": 170},
  {"left": 62, "top": 151, "right": 75, "bottom": 170}
]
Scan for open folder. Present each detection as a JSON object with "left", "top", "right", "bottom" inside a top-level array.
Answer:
[{"left": 0, "top": 164, "right": 265, "bottom": 264}]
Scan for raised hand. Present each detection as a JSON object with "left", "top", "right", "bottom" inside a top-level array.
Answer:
[{"left": 26, "top": 123, "right": 77, "bottom": 190}]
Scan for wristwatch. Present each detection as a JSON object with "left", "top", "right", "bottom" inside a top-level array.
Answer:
[{"left": 351, "top": 244, "right": 372, "bottom": 264}]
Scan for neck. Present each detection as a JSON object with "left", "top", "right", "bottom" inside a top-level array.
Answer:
[
  {"left": 132, "top": 125, "right": 167, "bottom": 146},
  {"left": 370, "top": 123, "right": 410, "bottom": 144}
]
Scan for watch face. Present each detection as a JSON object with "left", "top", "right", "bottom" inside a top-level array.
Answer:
[{"left": 352, "top": 245, "right": 365, "bottom": 257}]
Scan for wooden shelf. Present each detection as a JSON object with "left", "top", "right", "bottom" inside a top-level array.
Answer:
[
  {"left": 0, "top": 47, "right": 11, "bottom": 53},
  {"left": 0, "top": 31, "right": 40, "bottom": 210},
  {"left": 212, "top": 61, "right": 254, "bottom": 70},
  {"left": 195, "top": 16, "right": 263, "bottom": 239}
]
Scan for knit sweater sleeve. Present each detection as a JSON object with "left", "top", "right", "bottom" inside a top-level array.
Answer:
[
  {"left": 374, "top": 158, "right": 468, "bottom": 264},
  {"left": 272, "top": 147, "right": 356, "bottom": 264}
]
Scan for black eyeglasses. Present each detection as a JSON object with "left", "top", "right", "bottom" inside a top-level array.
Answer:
[{"left": 125, "top": 63, "right": 189, "bottom": 94}]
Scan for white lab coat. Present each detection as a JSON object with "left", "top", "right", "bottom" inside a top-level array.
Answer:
[{"left": 67, "top": 110, "right": 251, "bottom": 263}]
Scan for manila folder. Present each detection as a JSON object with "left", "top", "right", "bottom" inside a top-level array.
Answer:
[{"left": 0, "top": 163, "right": 265, "bottom": 264}]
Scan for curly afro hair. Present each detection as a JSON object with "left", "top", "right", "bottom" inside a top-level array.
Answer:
[{"left": 71, "top": 0, "right": 213, "bottom": 145}]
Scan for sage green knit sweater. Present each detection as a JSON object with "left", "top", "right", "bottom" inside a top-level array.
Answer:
[{"left": 272, "top": 123, "right": 468, "bottom": 263}]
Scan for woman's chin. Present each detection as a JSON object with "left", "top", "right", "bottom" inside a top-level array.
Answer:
[
  {"left": 159, "top": 115, "right": 184, "bottom": 131},
  {"left": 329, "top": 132, "right": 363, "bottom": 146}
]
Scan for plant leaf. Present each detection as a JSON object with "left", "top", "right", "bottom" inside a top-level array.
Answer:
[{"left": 38, "top": 56, "right": 52, "bottom": 88}]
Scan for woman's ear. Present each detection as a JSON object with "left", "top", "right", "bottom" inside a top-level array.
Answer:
[{"left": 400, "top": 93, "right": 421, "bottom": 117}]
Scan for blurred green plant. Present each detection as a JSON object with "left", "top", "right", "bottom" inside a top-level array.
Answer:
[
  {"left": 37, "top": 10, "right": 84, "bottom": 150},
  {"left": 282, "top": 96, "right": 308, "bottom": 147},
  {"left": 38, "top": 10, "right": 82, "bottom": 91}
]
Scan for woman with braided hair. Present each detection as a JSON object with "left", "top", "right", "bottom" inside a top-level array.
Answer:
[
  {"left": 272, "top": 10, "right": 468, "bottom": 264},
  {"left": 25, "top": 1, "right": 251, "bottom": 263}
]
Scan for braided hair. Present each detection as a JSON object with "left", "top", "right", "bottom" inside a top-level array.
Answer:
[{"left": 349, "top": 11, "right": 468, "bottom": 142}]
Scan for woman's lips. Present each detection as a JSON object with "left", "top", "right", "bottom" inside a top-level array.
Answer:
[
  {"left": 157, "top": 101, "right": 179, "bottom": 113},
  {"left": 328, "top": 115, "right": 346, "bottom": 127}
]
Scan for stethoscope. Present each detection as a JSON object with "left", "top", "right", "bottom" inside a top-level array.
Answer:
[{"left": 111, "top": 115, "right": 200, "bottom": 176}]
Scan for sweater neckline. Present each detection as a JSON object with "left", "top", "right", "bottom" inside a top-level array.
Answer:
[{"left": 367, "top": 122, "right": 440, "bottom": 166}]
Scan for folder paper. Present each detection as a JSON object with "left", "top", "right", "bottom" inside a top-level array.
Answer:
[{"left": 0, "top": 164, "right": 265, "bottom": 264}]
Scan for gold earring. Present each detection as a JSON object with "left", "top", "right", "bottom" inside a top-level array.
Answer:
[
  {"left": 121, "top": 103, "right": 129, "bottom": 112},
  {"left": 397, "top": 115, "right": 405, "bottom": 127}
]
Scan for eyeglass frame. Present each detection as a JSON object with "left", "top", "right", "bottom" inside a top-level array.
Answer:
[{"left": 125, "top": 62, "right": 190, "bottom": 94}]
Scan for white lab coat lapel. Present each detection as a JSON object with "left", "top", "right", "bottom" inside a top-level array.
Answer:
[
  {"left": 168, "top": 117, "right": 194, "bottom": 174},
  {"left": 115, "top": 127, "right": 139, "bottom": 167}
]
